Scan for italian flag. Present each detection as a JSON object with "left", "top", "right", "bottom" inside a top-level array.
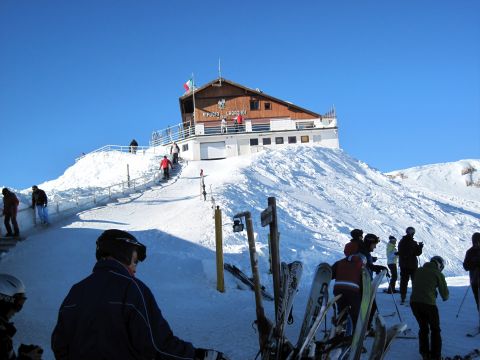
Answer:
[{"left": 183, "top": 78, "right": 193, "bottom": 92}]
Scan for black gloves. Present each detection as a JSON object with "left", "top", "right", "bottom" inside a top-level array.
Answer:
[
  {"left": 195, "top": 348, "right": 230, "bottom": 360},
  {"left": 18, "top": 344, "right": 43, "bottom": 360},
  {"left": 394, "top": 252, "right": 399, "bottom": 256},
  {"left": 419, "top": 242, "right": 424, "bottom": 248},
  {"left": 371, "top": 256, "right": 378, "bottom": 263}
]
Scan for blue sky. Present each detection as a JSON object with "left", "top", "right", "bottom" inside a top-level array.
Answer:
[{"left": 1, "top": 0, "right": 479, "bottom": 189}]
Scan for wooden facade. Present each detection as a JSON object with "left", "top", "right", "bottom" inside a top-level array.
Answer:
[{"left": 179, "top": 78, "right": 321, "bottom": 129}]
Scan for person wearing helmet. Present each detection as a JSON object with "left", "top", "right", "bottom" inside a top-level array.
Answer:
[
  {"left": 410, "top": 256, "right": 449, "bottom": 360},
  {"left": 160, "top": 155, "right": 173, "bottom": 180},
  {"left": 343, "top": 228, "right": 365, "bottom": 257},
  {"left": 362, "top": 233, "right": 389, "bottom": 334},
  {"left": 463, "top": 232, "right": 480, "bottom": 311},
  {"left": 51, "top": 229, "right": 229, "bottom": 360},
  {"left": 385, "top": 236, "right": 399, "bottom": 293},
  {"left": 0, "top": 274, "right": 43, "bottom": 359},
  {"left": 398, "top": 226, "right": 424, "bottom": 304}
]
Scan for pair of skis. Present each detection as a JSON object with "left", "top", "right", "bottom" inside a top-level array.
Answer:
[{"left": 368, "top": 314, "right": 407, "bottom": 360}]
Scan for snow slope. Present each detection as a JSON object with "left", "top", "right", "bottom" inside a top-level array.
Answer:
[{"left": 0, "top": 146, "right": 479, "bottom": 359}]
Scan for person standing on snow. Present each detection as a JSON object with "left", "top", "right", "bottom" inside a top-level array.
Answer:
[
  {"left": 170, "top": 142, "right": 180, "bottom": 164},
  {"left": 332, "top": 253, "right": 366, "bottom": 331},
  {"left": 398, "top": 226, "right": 424, "bottom": 304},
  {"left": 129, "top": 139, "right": 138, "bottom": 154},
  {"left": 386, "top": 235, "right": 399, "bottom": 293},
  {"left": 160, "top": 155, "right": 173, "bottom": 180},
  {"left": 0, "top": 274, "right": 43, "bottom": 360},
  {"left": 463, "top": 232, "right": 480, "bottom": 311},
  {"left": 31, "top": 185, "right": 49, "bottom": 225},
  {"left": 2, "top": 188, "right": 20, "bottom": 238},
  {"left": 410, "top": 256, "right": 449, "bottom": 360},
  {"left": 51, "top": 229, "right": 229, "bottom": 360}
]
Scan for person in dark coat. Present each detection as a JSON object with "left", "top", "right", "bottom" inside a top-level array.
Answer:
[
  {"left": 129, "top": 139, "right": 138, "bottom": 154},
  {"left": 398, "top": 226, "right": 424, "bottom": 304},
  {"left": 0, "top": 274, "right": 43, "bottom": 360},
  {"left": 31, "top": 185, "right": 49, "bottom": 225},
  {"left": 51, "top": 229, "right": 228, "bottom": 360},
  {"left": 463, "top": 232, "right": 480, "bottom": 311},
  {"left": 2, "top": 188, "right": 20, "bottom": 237},
  {"left": 410, "top": 256, "right": 449, "bottom": 360}
]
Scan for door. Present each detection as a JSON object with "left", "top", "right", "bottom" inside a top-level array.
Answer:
[{"left": 200, "top": 141, "right": 226, "bottom": 160}]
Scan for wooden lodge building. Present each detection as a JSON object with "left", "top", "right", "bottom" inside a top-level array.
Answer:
[{"left": 151, "top": 77, "right": 339, "bottom": 160}]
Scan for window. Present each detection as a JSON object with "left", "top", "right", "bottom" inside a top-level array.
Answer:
[
  {"left": 262, "top": 138, "right": 271, "bottom": 145},
  {"left": 182, "top": 144, "right": 189, "bottom": 151},
  {"left": 301, "top": 135, "right": 310, "bottom": 143},
  {"left": 264, "top": 102, "right": 271, "bottom": 110},
  {"left": 252, "top": 123, "right": 270, "bottom": 131},
  {"left": 275, "top": 137, "right": 284, "bottom": 144},
  {"left": 288, "top": 136, "right": 297, "bottom": 144},
  {"left": 250, "top": 99, "right": 259, "bottom": 110},
  {"left": 250, "top": 138, "right": 259, "bottom": 146}
]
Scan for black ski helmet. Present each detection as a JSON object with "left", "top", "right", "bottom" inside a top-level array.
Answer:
[
  {"left": 350, "top": 229, "right": 363, "bottom": 240},
  {"left": 430, "top": 256, "right": 445, "bottom": 272},
  {"left": 388, "top": 235, "right": 397, "bottom": 242},
  {"left": 364, "top": 233, "right": 380, "bottom": 245},
  {"left": 472, "top": 232, "right": 480, "bottom": 246},
  {"left": 406, "top": 227, "right": 415, "bottom": 236},
  {"left": 96, "top": 229, "right": 146, "bottom": 265}
]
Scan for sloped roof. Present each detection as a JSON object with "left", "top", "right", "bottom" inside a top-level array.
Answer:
[{"left": 179, "top": 77, "right": 321, "bottom": 118}]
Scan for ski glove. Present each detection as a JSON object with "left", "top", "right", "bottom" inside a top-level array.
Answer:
[
  {"left": 371, "top": 256, "right": 378, "bottom": 263},
  {"left": 18, "top": 344, "right": 43, "bottom": 360},
  {"left": 195, "top": 348, "right": 230, "bottom": 360}
]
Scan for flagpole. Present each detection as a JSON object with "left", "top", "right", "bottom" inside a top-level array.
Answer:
[
  {"left": 218, "top": 58, "right": 222, "bottom": 85},
  {"left": 192, "top": 73, "right": 196, "bottom": 125}
]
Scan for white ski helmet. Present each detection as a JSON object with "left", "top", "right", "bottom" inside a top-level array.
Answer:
[
  {"left": 0, "top": 274, "right": 26, "bottom": 304},
  {"left": 430, "top": 256, "right": 445, "bottom": 272}
]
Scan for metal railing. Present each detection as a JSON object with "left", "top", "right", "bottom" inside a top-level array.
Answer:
[
  {"left": 75, "top": 145, "right": 154, "bottom": 162},
  {"left": 150, "top": 126, "right": 196, "bottom": 147}
]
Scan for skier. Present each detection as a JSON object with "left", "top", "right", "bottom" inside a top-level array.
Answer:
[
  {"left": 463, "top": 232, "right": 480, "bottom": 311},
  {"left": 332, "top": 253, "right": 366, "bottom": 331},
  {"left": 221, "top": 118, "right": 227, "bottom": 133},
  {"left": 170, "top": 142, "right": 180, "bottom": 164},
  {"left": 362, "top": 233, "right": 389, "bottom": 333},
  {"left": 410, "top": 256, "right": 449, "bottom": 360},
  {"left": 31, "top": 185, "right": 49, "bottom": 225},
  {"left": 0, "top": 274, "right": 43, "bottom": 359},
  {"left": 51, "top": 229, "right": 229, "bottom": 360},
  {"left": 2, "top": 188, "right": 20, "bottom": 238},
  {"left": 160, "top": 155, "right": 173, "bottom": 180},
  {"left": 386, "top": 235, "right": 399, "bottom": 293},
  {"left": 344, "top": 228, "right": 365, "bottom": 256},
  {"left": 398, "top": 226, "right": 424, "bottom": 304},
  {"left": 129, "top": 139, "right": 138, "bottom": 154}
]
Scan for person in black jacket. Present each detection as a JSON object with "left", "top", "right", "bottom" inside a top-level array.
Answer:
[
  {"left": 51, "top": 229, "right": 228, "bottom": 360},
  {"left": 31, "top": 185, "right": 49, "bottom": 225},
  {"left": 463, "top": 232, "right": 480, "bottom": 311},
  {"left": 398, "top": 226, "right": 424, "bottom": 304},
  {"left": 129, "top": 139, "right": 138, "bottom": 154}
]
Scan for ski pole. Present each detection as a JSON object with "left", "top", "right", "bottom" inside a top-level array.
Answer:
[
  {"left": 456, "top": 285, "right": 471, "bottom": 319},
  {"left": 388, "top": 280, "right": 403, "bottom": 323}
]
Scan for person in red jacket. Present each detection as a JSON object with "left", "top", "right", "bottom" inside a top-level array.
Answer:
[
  {"left": 2, "top": 188, "right": 20, "bottom": 237},
  {"left": 332, "top": 253, "right": 366, "bottom": 331},
  {"left": 160, "top": 155, "right": 173, "bottom": 180}
]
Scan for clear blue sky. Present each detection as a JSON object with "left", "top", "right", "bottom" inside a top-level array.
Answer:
[{"left": 1, "top": 0, "right": 479, "bottom": 189}]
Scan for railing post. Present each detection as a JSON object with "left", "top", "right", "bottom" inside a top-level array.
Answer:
[
  {"left": 56, "top": 201, "right": 59, "bottom": 213},
  {"left": 215, "top": 206, "right": 225, "bottom": 293}
]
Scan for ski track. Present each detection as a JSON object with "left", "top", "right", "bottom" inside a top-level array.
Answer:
[{"left": 0, "top": 146, "right": 478, "bottom": 359}]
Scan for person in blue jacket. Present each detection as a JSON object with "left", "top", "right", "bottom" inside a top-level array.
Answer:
[{"left": 51, "top": 229, "right": 228, "bottom": 360}]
